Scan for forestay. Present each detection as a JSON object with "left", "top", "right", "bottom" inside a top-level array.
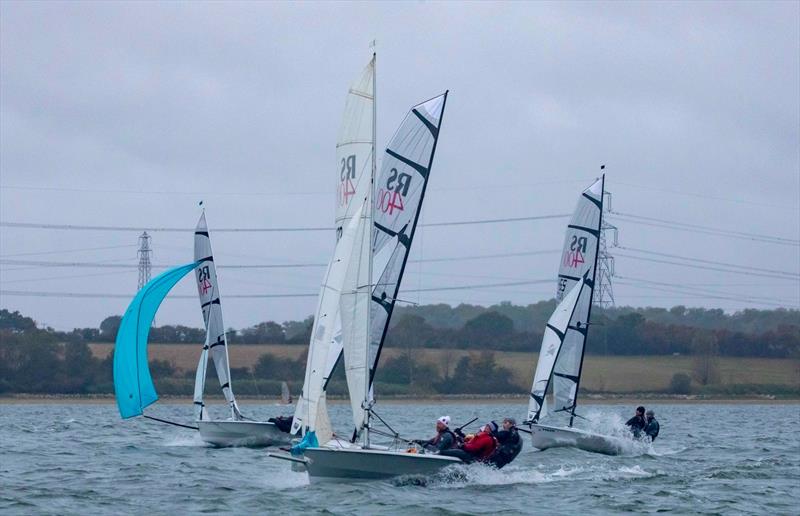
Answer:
[
  {"left": 113, "top": 262, "right": 198, "bottom": 419},
  {"left": 526, "top": 276, "right": 588, "bottom": 423},
  {"left": 552, "top": 176, "right": 604, "bottom": 418},
  {"left": 193, "top": 212, "right": 242, "bottom": 420}
]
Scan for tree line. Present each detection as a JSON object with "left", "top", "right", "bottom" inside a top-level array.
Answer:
[{"left": 2, "top": 305, "right": 798, "bottom": 358}]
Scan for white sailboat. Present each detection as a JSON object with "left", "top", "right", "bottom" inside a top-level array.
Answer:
[
  {"left": 274, "top": 55, "right": 461, "bottom": 481},
  {"left": 524, "top": 176, "right": 629, "bottom": 455},
  {"left": 193, "top": 211, "right": 292, "bottom": 447}
]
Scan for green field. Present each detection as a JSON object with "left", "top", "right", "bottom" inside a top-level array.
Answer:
[{"left": 89, "top": 343, "right": 800, "bottom": 394}]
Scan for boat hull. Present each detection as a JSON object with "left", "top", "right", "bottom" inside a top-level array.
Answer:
[
  {"left": 529, "top": 423, "right": 627, "bottom": 455},
  {"left": 197, "top": 420, "right": 291, "bottom": 447},
  {"left": 302, "top": 446, "right": 463, "bottom": 482}
]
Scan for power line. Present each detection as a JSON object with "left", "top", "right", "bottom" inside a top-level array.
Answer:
[
  {"left": 609, "top": 212, "right": 799, "bottom": 246},
  {"left": 615, "top": 278, "right": 797, "bottom": 308},
  {"left": 612, "top": 181, "right": 797, "bottom": 211},
  {"left": 615, "top": 253, "right": 800, "bottom": 281},
  {"left": 0, "top": 244, "right": 137, "bottom": 258},
  {"left": 0, "top": 213, "right": 570, "bottom": 233},
  {"left": 0, "top": 279, "right": 553, "bottom": 300},
  {"left": 0, "top": 249, "right": 562, "bottom": 270},
  {"left": 618, "top": 246, "right": 799, "bottom": 277},
  {"left": 616, "top": 275, "right": 799, "bottom": 305}
]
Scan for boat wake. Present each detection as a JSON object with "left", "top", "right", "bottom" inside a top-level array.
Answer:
[
  {"left": 394, "top": 461, "right": 659, "bottom": 488},
  {"left": 163, "top": 433, "right": 208, "bottom": 447}
]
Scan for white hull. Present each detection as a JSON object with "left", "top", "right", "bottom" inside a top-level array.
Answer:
[
  {"left": 197, "top": 420, "right": 291, "bottom": 447},
  {"left": 529, "top": 423, "right": 627, "bottom": 456},
  {"left": 301, "top": 446, "right": 463, "bottom": 482}
]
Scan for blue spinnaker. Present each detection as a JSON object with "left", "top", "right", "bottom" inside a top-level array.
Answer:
[
  {"left": 113, "top": 262, "right": 198, "bottom": 419},
  {"left": 290, "top": 430, "right": 319, "bottom": 455}
]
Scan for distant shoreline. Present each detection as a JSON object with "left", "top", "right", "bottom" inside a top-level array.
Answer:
[{"left": 2, "top": 393, "right": 797, "bottom": 405}]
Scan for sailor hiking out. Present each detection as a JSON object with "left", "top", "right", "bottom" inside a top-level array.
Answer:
[
  {"left": 644, "top": 409, "right": 660, "bottom": 441},
  {"left": 487, "top": 417, "right": 523, "bottom": 469},
  {"left": 625, "top": 406, "right": 647, "bottom": 438},
  {"left": 440, "top": 421, "right": 498, "bottom": 464},
  {"left": 414, "top": 416, "right": 459, "bottom": 453}
]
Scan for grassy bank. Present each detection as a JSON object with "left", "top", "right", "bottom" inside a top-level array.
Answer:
[{"left": 89, "top": 343, "right": 800, "bottom": 395}]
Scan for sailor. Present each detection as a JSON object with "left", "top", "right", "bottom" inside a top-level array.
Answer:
[
  {"left": 644, "top": 409, "right": 660, "bottom": 442},
  {"left": 415, "top": 416, "right": 458, "bottom": 452},
  {"left": 625, "top": 406, "right": 646, "bottom": 438},
  {"left": 441, "top": 421, "right": 498, "bottom": 463},
  {"left": 267, "top": 415, "right": 294, "bottom": 433},
  {"left": 488, "top": 417, "right": 523, "bottom": 469}
]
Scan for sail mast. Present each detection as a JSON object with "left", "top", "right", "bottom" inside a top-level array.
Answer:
[
  {"left": 363, "top": 51, "right": 376, "bottom": 448},
  {"left": 569, "top": 173, "right": 605, "bottom": 427}
]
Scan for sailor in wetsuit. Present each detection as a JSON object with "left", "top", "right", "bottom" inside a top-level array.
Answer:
[
  {"left": 415, "top": 416, "right": 458, "bottom": 453},
  {"left": 644, "top": 409, "right": 660, "bottom": 442},
  {"left": 625, "top": 406, "right": 646, "bottom": 438},
  {"left": 488, "top": 417, "right": 523, "bottom": 469},
  {"left": 440, "top": 422, "right": 498, "bottom": 463}
]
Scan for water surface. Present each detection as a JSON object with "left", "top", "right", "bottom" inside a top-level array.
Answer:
[{"left": 1, "top": 402, "right": 798, "bottom": 514}]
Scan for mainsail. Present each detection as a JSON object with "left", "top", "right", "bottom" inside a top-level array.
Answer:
[
  {"left": 551, "top": 176, "right": 605, "bottom": 422},
  {"left": 526, "top": 275, "right": 588, "bottom": 423},
  {"left": 341, "top": 92, "right": 449, "bottom": 439},
  {"left": 113, "top": 262, "right": 198, "bottom": 419},
  {"left": 368, "top": 92, "right": 448, "bottom": 386},
  {"left": 193, "top": 212, "right": 241, "bottom": 420}
]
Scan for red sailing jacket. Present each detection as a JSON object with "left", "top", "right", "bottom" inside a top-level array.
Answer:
[{"left": 462, "top": 431, "right": 497, "bottom": 460}]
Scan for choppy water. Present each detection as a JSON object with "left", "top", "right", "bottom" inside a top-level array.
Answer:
[{"left": 1, "top": 402, "right": 798, "bottom": 515}]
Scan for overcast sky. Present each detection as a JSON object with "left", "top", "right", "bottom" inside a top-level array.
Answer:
[{"left": 1, "top": 1, "right": 798, "bottom": 331}]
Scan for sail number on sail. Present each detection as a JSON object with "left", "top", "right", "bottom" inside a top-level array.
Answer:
[
  {"left": 376, "top": 168, "right": 411, "bottom": 214},
  {"left": 338, "top": 154, "right": 357, "bottom": 207},
  {"left": 197, "top": 265, "right": 214, "bottom": 295}
]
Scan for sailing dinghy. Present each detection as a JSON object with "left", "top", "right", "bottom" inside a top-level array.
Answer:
[
  {"left": 524, "top": 176, "right": 629, "bottom": 455},
  {"left": 273, "top": 55, "right": 461, "bottom": 481},
  {"left": 193, "top": 211, "right": 293, "bottom": 447}
]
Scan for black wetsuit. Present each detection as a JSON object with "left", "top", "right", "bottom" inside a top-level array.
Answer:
[
  {"left": 644, "top": 418, "right": 660, "bottom": 441},
  {"left": 488, "top": 427, "right": 523, "bottom": 469},
  {"left": 625, "top": 414, "right": 646, "bottom": 438},
  {"left": 268, "top": 416, "right": 294, "bottom": 433}
]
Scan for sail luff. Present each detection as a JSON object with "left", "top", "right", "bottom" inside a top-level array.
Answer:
[{"left": 569, "top": 174, "right": 605, "bottom": 425}]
